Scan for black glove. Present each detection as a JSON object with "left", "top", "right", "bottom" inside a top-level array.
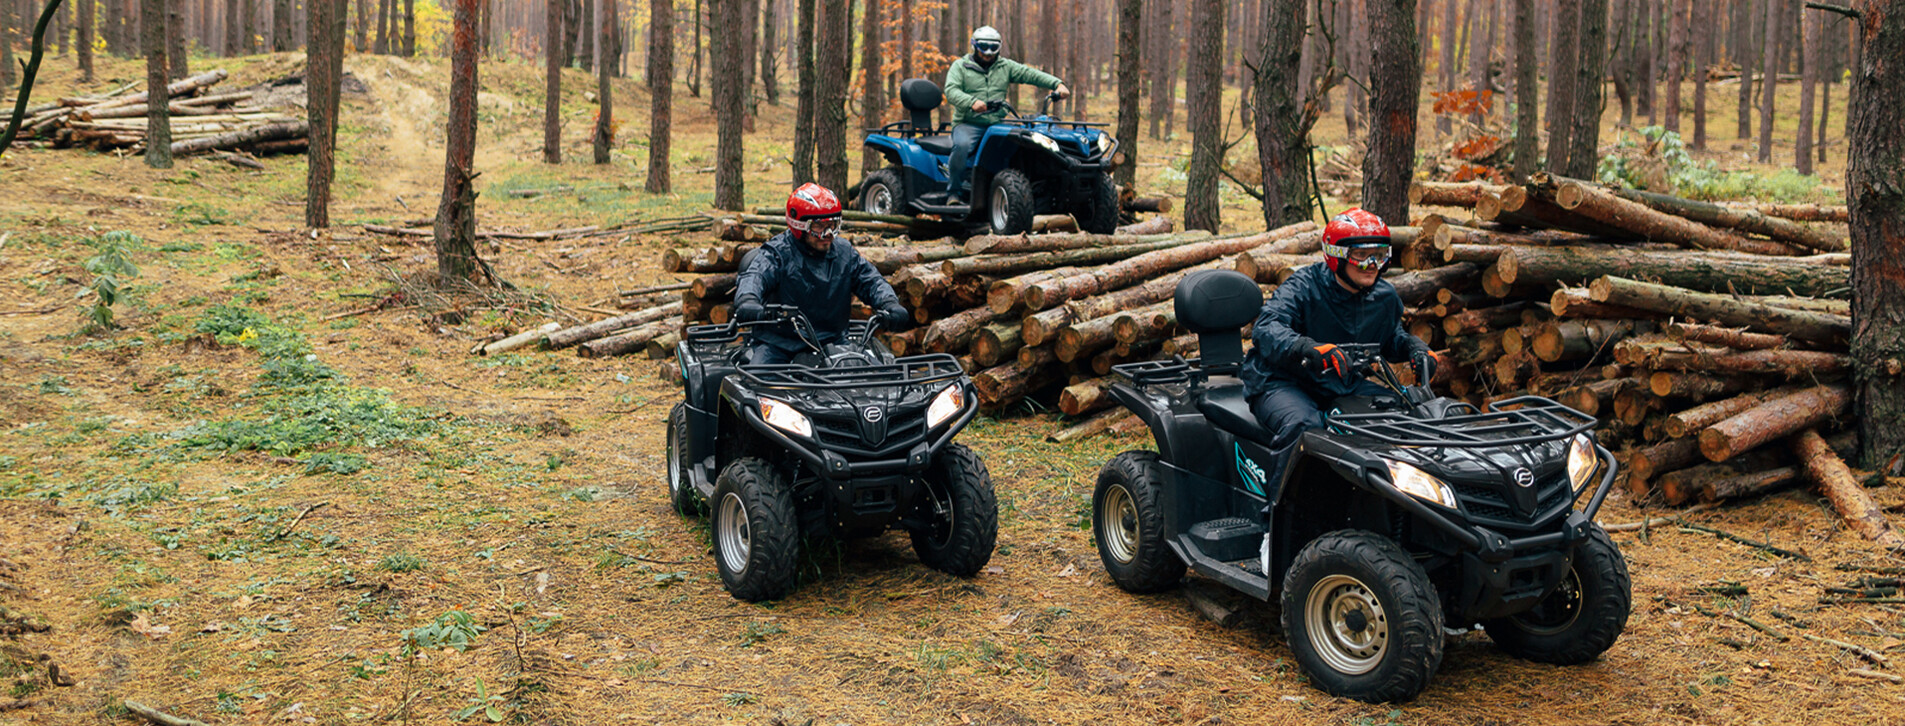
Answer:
[
  {"left": 877, "top": 304, "right": 913, "bottom": 332},
  {"left": 733, "top": 297, "right": 766, "bottom": 322},
  {"left": 1294, "top": 337, "right": 1351, "bottom": 379},
  {"left": 1411, "top": 350, "right": 1438, "bottom": 387}
]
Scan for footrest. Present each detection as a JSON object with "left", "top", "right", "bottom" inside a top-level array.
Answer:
[{"left": 1188, "top": 517, "right": 1265, "bottom": 563}]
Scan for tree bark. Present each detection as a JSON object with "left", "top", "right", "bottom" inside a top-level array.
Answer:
[
  {"left": 813, "top": 0, "right": 847, "bottom": 190},
  {"left": 1115, "top": 0, "right": 1140, "bottom": 187},
  {"left": 1847, "top": 0, "right": 1905, "bottom": 469},
  {"left": 1181, "top": 0, "right": 1224, "bottom": 231},
  {"left": 544, "top": 0, "right": 562, "bottom": 162},
  {"left": 272, "top": 0, "right": 290, "bottom": 50},
  {"left": 435, "top": 0, "right": 487, "bottom": 285},
  {"left": 593, "top": 0, "right": 613, "bottom": 163},
  {"left": 307, "top": 0, "right": 345, "bottom": 228},
  {"left": 712, "top": 0, "right": 745, "bottom": 209},
  {"left": 167, "top": 0, "right": 186, "bottom": 77},
  {"left": 1735, "top": 0, "right": 1752, "bottom": 139},
  {"left": 760, "top": 0, "right": 778, "bottom": 105},
  {"left": 403, "top": 0, "right": 414, "bottom": 54},
  {"left": 973, "top": 347, "right": 1063, "bottom": 407},
  {"left": 374, "top": 0, "right": 389, "bottom": 52},
  {"left": 78, "top": 0, "right": 93, "bottom": 81},
  {"left": 971, "top": 321, "right": 1024, "bottom": 367},
  {"left": 1530, "top": 318, "right": 1641, "bottom": 362},
  {"left": 1254, "top": 0, "right": 1312, "bottom": 228},
  {"left": 858, "top": 0, "right": 882, "bottom": 173},
  {"left": 1588, "top": 275, "right": 1849, "bottom": 343},
  {"left": 1666, "top": 321, "right": 1787, "bottom": 350},
  {"left": 1755, "top": 0, "right": 1774, "bottom": 161},
  {"left": 645, "top": 0, "right": 672, "bottom": 191},
  {"left": 1795, "top": 7, "right": 1818, "bottom": 176},
  {"left": 1794, "top": 428, "right": 1903, "bottom": 546},
  {"left": 1564, "top": 0, "right": 1607, "bottom": 179},
  {"left": 1019, "top": 233, "right": 1279, "bottom": 311},
  {"left": 1663, "top": 0, "right": 1684, "bottom": 133},
  {"left": 545, "top": 302, "right": 683, "bottom": 348},
  {"left": 1546, "top": 0, "right": 1581, "bottom": 172},
  {"left": 689, "top": 0, "right": 701, "bottom": 95},
  {"left": 1552, "top": 179, "right": 1806, "bottom": 254},
  {"left": 790, "top": 0, "right": 814, "bottom": 185},
  {"left": 1663, "top": 384, "right": 1803, "bottom": 438},
  {"left": 1362, "top": 0, "right": 1419, "bottom": 224},
  {"left": 143, "top": 0, "right": 171, "bottom": 168},
  {"left": 1510, "top": 0, "right": 1537, "bottom": 180},
  {"left": 1604, "top": 186, "right": 1845, "bottom": 251},
  {"left": 1691, "top": 0, "right": 1707, "bottom": 148}
]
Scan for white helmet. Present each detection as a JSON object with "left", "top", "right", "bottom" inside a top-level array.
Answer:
[{"left": 971, "top": 26, "right": 1002, "bottom": 61}]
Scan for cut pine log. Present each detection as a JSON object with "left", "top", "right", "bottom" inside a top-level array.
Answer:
[
  {"left": 1048, "top": 408, "right": 1141, "bottom": 443},
  {"left": 168, "top": 120, "right": 309, "bottom": 155},
  {"left": 1233, "top": 251, "right": 1323, "bottom": 284},
  {"left": 1717, "top": 201, "right": 1849, "bottom": 223},
  {"left": 1496, "top": 245, "right": 1845, "bottom": 295},
  {"left": 1115, "top": 215, "right": 1175, "bottom": 235},
  {"left": 1442, "top": 303, "right": 1528, "bottom": 337},
  {"left": 1700, "top": 466, "right": 1803, "bottom": 503},
  {"left": 1606, "top": 186, "right": 1847, "bottom": 252},
  {"left": 963, "top": 230, "right": 1203, "bottom": 255},
  {"left": 971, "top": 321, "right": 1025, "bottom": 367},
  {"left": 542, "top": 302, "right": 683, "bottom": 349},
  {"left": 1550, "top": 179, "right": 1805, "bottom": 255},
  {"left": 919, "top": 306, "right": 1004, "bottom": 353},
  {"left": 1387, "top": 263, "right": 1484, "bottom": 307},
  {"left": 858, "top": 244, "right": 970, "bottom": 274},
  {"left": 1058, "top": 376, "right": 1120, "bottom": 416},
  {"left": 1646, "top": 372, "right": 1755, "bottom": 400},
  {"left": 1793, "top": 429, "right": 1904, "bottom": 548},
  {"left": 575, "top": 319, "right": 681, "bottom": 358},
  {"left": 691, "top": 273, "right": 738, "bottom": 299},
  {"left": 942, "top": 236, "right": 1213, "bottom": 277},
  {"left": 1699, "top": 384, "right": 1852, "bottom": 462},
  {"left": 1558, "top": 378, "right": 1636, "bottom": 417},
  {"left": 1548, "top": 287, "right": 1663, "bottom": 319},
  {"left": 1531, "top": 319, "right": 1643, "bottom": 362},
  {"left": 1664, "top": 386, "right": 1807, "bottom": 438},
  {"left": 974, "top": 348, "right": 1063, "bottom": 407},
  {"left": 1020, "top": 228, "right": 1303, "bottom": 311},
  {"left": 1625, "top": 437, "right": 1706, "bottom": 497},
  {"left": 1648, "top": 348, "right": 1853, "bottom": 378},
  {"left": 1408, "top": 181, "right": 1507, "bottom": 208},
  {"left": 1054, "top": 315, "right": 1122, "bottom": 363},
  {"left": 1491, "top": 184, "right": 1637, "bottom": 238},
  {"left": 1112, "top": 302, "right": 1176, "bottom": 344},
  {"left": 986, "top": 267, "right": 1087, "bottom": 314},
  {"left": 1665, "top": 322, "right": 1788, "bottom": 350},
  {"left": 1588, "top": 276, "right": 1850, "bottom": 344}
]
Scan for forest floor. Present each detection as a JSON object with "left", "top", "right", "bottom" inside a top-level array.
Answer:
[{"left": 0, "top": 51, "right": 1896, "bottom": 726}]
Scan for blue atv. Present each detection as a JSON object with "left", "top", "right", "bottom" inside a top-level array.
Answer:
[{"left": 858, "top": 78, "right": 1122, "bottom": 236}]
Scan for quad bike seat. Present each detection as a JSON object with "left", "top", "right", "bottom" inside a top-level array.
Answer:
[
  {"left": 899, "top": 78, "right": 953, "bottom": 153},
  {"left": 1196, "top": 381, "right": 1281, "bottom": 448}
]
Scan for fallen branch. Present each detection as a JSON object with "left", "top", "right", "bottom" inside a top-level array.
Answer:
[
  {"left": 1676, "top": 521, "right": 1812, "bottom": 561},
  {"left": 123, "top": 700, "right": 212, "bottom": 726},
  {"left": 1849, "top": 668, "right": 1902, "bottom": 683},
  {"left": 273, "top": 501, "right": 330, "bottom": 540},
  {"left": 1800, "top": 633, "right": 1888, "bottom": 666}
]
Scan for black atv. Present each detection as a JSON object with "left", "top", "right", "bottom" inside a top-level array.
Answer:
[
  {"left": 665, "top": 303, "right": 997, "bottom": 601},
  {"left": 1089, "top": 270, "right": 1630, "bottom": 703}
]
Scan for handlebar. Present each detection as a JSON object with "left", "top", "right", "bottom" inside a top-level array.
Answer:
[
  {"left": 737, "top": 303, "right": 886, "bottom": 352},
  {"left": 1321, "top": 342, "right": 1431, "bottom": 408}
]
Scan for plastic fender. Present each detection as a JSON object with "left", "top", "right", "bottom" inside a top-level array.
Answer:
[
  {"left": 972, "top": 126, "right": 1030, "bottom": 173},
  {"left": 1106, "top": 382, "right": 1178, "bottom": 460},
  {"left": 863, "top": 135, "right": 948, "bottom": 184}
]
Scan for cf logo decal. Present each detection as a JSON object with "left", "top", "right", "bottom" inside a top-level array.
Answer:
[
  {"left": 1513, "top": 468, "right": 1534, "bottom": 488},
  {"left": 863, "top": 406, "right": 884, "bottom": 423}
]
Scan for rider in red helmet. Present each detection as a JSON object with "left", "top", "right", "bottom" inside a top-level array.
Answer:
[
  {"left": 1239, "top": 208, "right": 1437, "bottom": 448},
  {"left": 734, "top": 183, "right": 912, "bottom": 365}
]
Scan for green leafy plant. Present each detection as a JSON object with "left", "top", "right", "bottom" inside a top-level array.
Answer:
[
  {"left": 81, "top": 231, "right": 141, "bottom": 331},
  {"left": 1598, "top": 126, "right": 1837, "bottom": 204},
  {"left": 452, "top": 677, "right": 507, "bottom": 722},
  {"left": 738, "top": 620, "right": 784, "bottom": 648},
  {"left": 378, "top": 553, "right": 425, "bottom": 573},
  {"left": 401, "top": 609, "right": 485, "bottom": 654}
]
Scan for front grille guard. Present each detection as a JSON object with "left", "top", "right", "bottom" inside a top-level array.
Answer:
[
  {"left": 738, "top": 353, "right": 966, "bottom": 391},
  {"left": 1328, "top": 396, "right": 1596, "bottom": 448}
]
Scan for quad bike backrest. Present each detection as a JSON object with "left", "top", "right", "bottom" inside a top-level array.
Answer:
[
  {"left": 899, "top": 79, "right": 942, "bottom": 134},
  {"left": 1174, "top": 270, "right": 1262, "bottom": 369}
]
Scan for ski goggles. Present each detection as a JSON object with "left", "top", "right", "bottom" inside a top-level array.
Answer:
[
  {"left": 1323, "top": 240, "right": 1392, "bottom": 271},
  {"left": 973, "top": 40, "right": 1002, "bottom": 55},
  {"left": 788, "top": 215, "right": 842, "bottom": 240}
]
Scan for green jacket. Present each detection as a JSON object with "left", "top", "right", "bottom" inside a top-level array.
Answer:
[{"left": 943, "top": 55, "right": 1062, "bottom": 126}]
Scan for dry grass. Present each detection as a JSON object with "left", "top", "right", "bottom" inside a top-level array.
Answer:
[{"left": 0, "top": 50, "right": 1891, "bottom": 726}]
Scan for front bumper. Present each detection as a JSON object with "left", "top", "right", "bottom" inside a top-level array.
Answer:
[
  {"left": 1356, "top": 445, "right": 1617, "bottom": 562},
  {"left": 740, "top": 398, "right": 979, "bottom": 480}
]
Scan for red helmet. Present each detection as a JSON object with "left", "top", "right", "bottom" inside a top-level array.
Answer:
[
  {"left": 1322, "top": 208, "right": 1393, "bottom": 281},
  {"left": 786, "top": 183, "right": 843, "bottom": 244}
]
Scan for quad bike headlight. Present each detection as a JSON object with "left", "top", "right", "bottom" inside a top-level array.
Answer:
[
  {"left": 1093, "top": 132, "right": 1112, "bottom": 155},
  {"left": 759, "top": 397, "right": 813, "bottom": 438},
  {"left": 1028, "top": 132, "right": 1062, "bottom": 155},
  {"left": 1567, "top": 434, "right": 1599, "bottom": 492},
  {"left": 926, "top": 385, "right": 965, "bottom": 429},
  {"left": 1386, "top": 460, "right": 1458, "bottom": 509}
]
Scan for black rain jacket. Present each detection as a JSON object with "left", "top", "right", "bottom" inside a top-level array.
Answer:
[
  {"left": 1240, "top": 263, "right": 1430, "bottom": 400},
  {"left": 734, "top": 231, "right": 902, "bottom": 354}
]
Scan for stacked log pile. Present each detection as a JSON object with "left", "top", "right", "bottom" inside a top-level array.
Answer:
[
  {"left": 1407, "top": 177, "right": 1884, "bottom": 539},
  {"left": 16, "top": 70, "right": 309, "bottom": 156}
]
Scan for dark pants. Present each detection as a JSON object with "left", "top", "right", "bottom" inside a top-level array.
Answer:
[
  {"left": 945, "top": 122, "right": 988, "bottom": 197},
  {"left": 747, "top": 344, "right": 796, "bottom": 366},
  {"left": 1249, "top": 380, "right": 1392, "bottom": 473}
]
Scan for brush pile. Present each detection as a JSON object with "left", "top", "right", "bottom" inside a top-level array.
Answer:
[
  {"left": 13, "top": 70, "right": 307, "bottom": 157},
  {"left": 1402, "top": 176, "right": 1890, "bottom": 539}
]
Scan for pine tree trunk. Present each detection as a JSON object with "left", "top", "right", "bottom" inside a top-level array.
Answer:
[
  {"left": 1115, "top": 0, "right": 1140, "bottom": 186},
  {"left": 1691, "top": 0, "right": 1707, "bottom": 148},
  {"left": 593, "top": 0, "right": 613, "bottom": 163},
  {"left": 79, "top": 0, "right": 94, "bottom": 81},
  {"left": 1437, "top": 0, "right": 1457, "bottom": 137},
  {"left": 713, "top": 0, "right": 745, "bottom": 208},
  {"left": 307, "top": 0, "right": 345, "bottom": 228},
  {"left": 813, "top": 0, "right": 847, "bottom": 190},
  {"left": 689, "top": 0, "right": 701, "bottom": 95},
  {"left": 1511, "top": 0, "right": 1537, "bottom": 180},
  {"left": 1362, "top": 0, "right": 1419, "bottom": 224},
  {"left": 858, "top": 0, "right": 882, "bottom": 172},
  {"left": 790, "top": 0, "right": 814, "bottom": 184},
  {"left": 544, "top": 0, "right": 561, "bottom": 162},
  {"left": 1254, "top": 0, "right": 1309, "bottom": 227},
  {"left": 1734, "top": 0, "right": 1751, "bottom": 139},
  {"left": 1545, "top": 0, "right": 1581, "bottom": 172},
  {"left": 272, "top": 0, "right": 289, "bottom": 49},
  {"left": 760, "top": 0, "right": 778, "bottom": 105},
  {"left": 578, "top": 0, "right": 594, "bottom": 71},
  {"left": 1755, "top": 0, "right": 1774, "bottom": 160},
  {"left": 1848, "top": 0, "right": 1905, "bottom": 469},
  {"left": 1564, "top": 0, "right": 1607, "bottom": 179},
  {"left": 1795, "top": 7, "right": 1817, "bottom": 175},
  {"left": 168, "top": 0, "right": 187, "bottom": 77},
  {"left": 374, "top": 0, "right": 388, "bottom": 51},
  {"left": 435, "top": 0, "right": 485, "bottom": 284},
  {"left": 143, "top": 0, "right": 171, "bottom": 168},
  {"left": 1181, "top": 0, "right": 1223, "bottom": 231},
  {"left": 1663, "top": 0, "right": 1684, "bottom": 132},
  {"left": 351, "top": 0, "right": 365, "bottom": 52},
  {"left": 1343, "top": 0, "right": 1364, "bottom": 137},
  {"left": 646, "top": 0, "right": 672, "bottom": 192},
  {"left": 402, "top": 0, "right": 414, "bottom": 54},
  {"left": 739, "top": 0, "right": 756, "bottom": 125}
]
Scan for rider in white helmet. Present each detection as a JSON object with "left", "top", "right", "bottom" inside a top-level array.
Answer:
[{"left": 940, "top": 26, "right": 1070, "bottom": 206}]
